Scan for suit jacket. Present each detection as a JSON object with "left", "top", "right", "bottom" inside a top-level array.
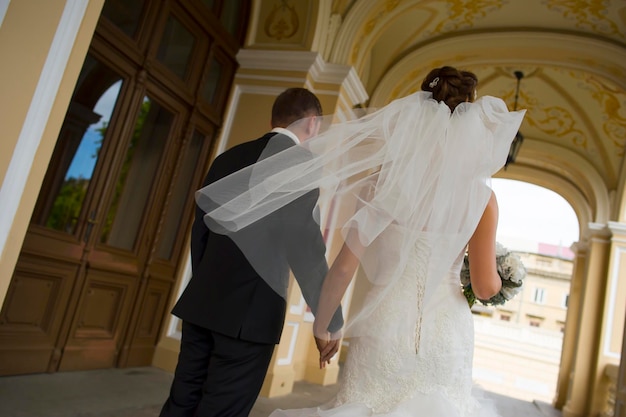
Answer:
[{"left": 172, "top": 132, "right": 344, "bottom": 344}]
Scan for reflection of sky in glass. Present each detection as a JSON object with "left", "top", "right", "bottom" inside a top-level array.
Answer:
[
  {"left": 65, "top": 129, "right": 101, "bottom": 179},
  {"left": 65, "top": 81, "right": 122, "bottom": 180}
]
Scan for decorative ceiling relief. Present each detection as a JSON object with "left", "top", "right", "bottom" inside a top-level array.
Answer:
[
  {"left": 530, "top": 103, "right": 587, "bottom": 150},
  {"left": 349, "top": 0, "right": 507, "bottom": 90},
  {"left": 429, "top": 0, "right": 504, "bottom": 35},
  {"left": 350, "top": 0, "right": 401, "bottom": 64},
  {"left": 570, "top": 57, "right": 626, "bottom": 87},
  {"left": 574, "top": 73, "right": 626, "bottom": 155},
  {"left": 250, "top": 0, "right": 314, "bottom": 48},
  {"left": 264, "top": 0, "right": 299, "bottom": 40},
  {"left": 543, "top": 0, "right": 625, "bottom": 39},
  {"left": 493, "top": 79, "right": 586, "bottom": 150}
]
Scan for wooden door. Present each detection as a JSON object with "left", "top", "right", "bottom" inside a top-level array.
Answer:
[{"left": 0, "top": 0, "right": 248, "bottom": 375}]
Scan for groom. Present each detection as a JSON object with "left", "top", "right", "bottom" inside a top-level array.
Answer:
[{"left": 160, "top": 88, "right": 344, "bottom": 417}]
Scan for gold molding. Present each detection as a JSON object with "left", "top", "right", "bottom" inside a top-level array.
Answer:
[
  {"left": 543, "top": 0, "right": 625, "bottom": 39},
  {"left": 570, "top": 73, "right": 626, "bottom": 156},
  {"left": 264, "top": 0, "right": 300, "bottom": 41},
  {"left": 429, "top": 0, "right": 504, "bottom": 35}
]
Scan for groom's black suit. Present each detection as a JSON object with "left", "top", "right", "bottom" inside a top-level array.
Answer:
[{"left": 160, "top": 132, "right": 343, "bottom": 417}]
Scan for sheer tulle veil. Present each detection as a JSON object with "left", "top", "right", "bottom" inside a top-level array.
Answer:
[{"left": 195, "top": 91, "right": 525, "bottom": 342}]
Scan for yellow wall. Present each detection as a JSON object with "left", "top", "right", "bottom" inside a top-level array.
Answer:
[
  {"left": 227, "top": 91, "right": 276, "bottom": 147},
  {"left": 0, "top": 0, "right": 104, "bottom": 306}
]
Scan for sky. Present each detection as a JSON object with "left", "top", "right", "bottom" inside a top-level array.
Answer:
[
  {"left": 65, "top": 82, "right": 121, "bottom": 180},
  {"left": 491, "top": 178, "right": 579, "bottom": 248}
]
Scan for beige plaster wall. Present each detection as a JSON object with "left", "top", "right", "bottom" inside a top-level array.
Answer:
[
  {"left": 226, "top": 91, "right": 277, "bottom": 146},
  {"left": 0, "top": 0, "right": 104, "bottom": 307},
  {"left": 0, "top": 0, "right": 65, "bottom": 220}
]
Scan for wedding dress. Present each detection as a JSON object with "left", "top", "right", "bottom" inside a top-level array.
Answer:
[{"left": 270, "top": 237, "right": 500, "bottom": 417}]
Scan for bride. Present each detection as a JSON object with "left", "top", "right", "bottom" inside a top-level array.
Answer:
[{"left": 200, "top": 66, "right": 525, "bottom": 416}]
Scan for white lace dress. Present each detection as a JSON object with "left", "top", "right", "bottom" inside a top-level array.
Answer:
[{"left": 270, "top": 239, "right": 500, "bottom": 417}]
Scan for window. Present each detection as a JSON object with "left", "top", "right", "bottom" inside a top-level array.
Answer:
[
  {"left": 533, "top": 288, "right": 546, "bottom": 304},
  {"left": 537, "top": 258, "right": 552, "bottom": 267},
  {"left": 500, "top": 313, "right": 511, "bottom": 322},
  {"left": 527, "top": 314, "right": 544, "bottom": 328},
  {"left": 562, "top": 293, "right": 569, "bottom": 308}
]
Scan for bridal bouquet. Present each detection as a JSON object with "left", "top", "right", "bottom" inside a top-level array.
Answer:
[{"left": 460, "top": 242, "right": 526, "bottom": 307}]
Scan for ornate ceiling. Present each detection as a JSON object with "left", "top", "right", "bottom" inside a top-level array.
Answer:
[{"left": 250, "top": 0, "right": 626, "bottom": 235}]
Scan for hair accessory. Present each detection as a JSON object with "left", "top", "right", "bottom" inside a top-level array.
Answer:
[{"left": 429, "top": 77, "right": 439, "bottom": 88}]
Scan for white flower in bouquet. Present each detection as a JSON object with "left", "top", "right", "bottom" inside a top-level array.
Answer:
[
  {"left": 499, "top": 286, "right": 519, "bottom": 301},
  {"left": 460, "top": 242, "right": 526, "bottom": 307}
]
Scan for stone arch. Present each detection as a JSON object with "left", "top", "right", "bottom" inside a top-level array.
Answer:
[
  {"left": 370, "top": 31, "right": 626, "bottom": 105},
  {"left": 614, "top": 164, "right": 626, "bottom": 223},
  {"left": 496, "top": 165, "right": 594, "bottom": 242}
]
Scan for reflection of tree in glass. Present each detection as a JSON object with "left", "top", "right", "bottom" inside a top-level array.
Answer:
[
  {"left": 46, "top": 178, "right": 90, "bottom": 233},
  {"left": 46, "top": 119, "right": 109, "bottom": 233},
  {"left": 95, "top": 121, "right": 107, "bottom": 158},
  {"left": 100, "top": 99, "right": 152, "bottom": 243}
]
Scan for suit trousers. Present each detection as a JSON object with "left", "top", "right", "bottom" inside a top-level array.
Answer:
[{"left": 160, "top": 321, "right": 275, "bottom": 417}]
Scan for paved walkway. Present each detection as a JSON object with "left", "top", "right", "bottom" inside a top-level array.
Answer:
[{"left": 0, "top": 367, "right": 561, "bottom": 417}]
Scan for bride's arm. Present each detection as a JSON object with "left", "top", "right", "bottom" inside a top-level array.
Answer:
[
  {"left": 313, "top": 242, "right": 360, "bottom": 336},
  {"left": 467, "top": 191, "right": 502, "bottom": 300},
  {"left": 312, "top": 236, "right": 362, "bottom": 368},
  {"left": 313, "top": 177, "right": 374, "bottom": 366}
]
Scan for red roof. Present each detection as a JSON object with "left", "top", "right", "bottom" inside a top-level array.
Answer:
[{"left": 537, "top": 243, "right": 574, "bottom": 260}]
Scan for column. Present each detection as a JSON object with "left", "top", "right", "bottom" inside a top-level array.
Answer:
[
  {"left": 553, "top": 241, "right": 588, "bottom": 409},
  {"left": 588, "top": 222, "right": 626, "bottom": 414},
  {"left": 563, "top": 223, "right": 611, "bottom": 417},
  {"left": 615, "top": 307, "right": 626, "bottom": 416}
]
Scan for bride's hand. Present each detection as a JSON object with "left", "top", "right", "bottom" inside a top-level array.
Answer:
[{"left": 314, "top": 324, "right": 342, "bottom": 369}]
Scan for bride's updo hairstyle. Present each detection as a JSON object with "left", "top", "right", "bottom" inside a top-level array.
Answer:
[{"left": 421, "top": 66, "right": 478, "bottom": 112}]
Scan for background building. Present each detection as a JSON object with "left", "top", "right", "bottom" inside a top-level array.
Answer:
[
  {"left": 474, "top": 240, "right": 573, "bottom": 332},
  {"left": 472, "top": 239, "right": 574, "bottom": 402}
]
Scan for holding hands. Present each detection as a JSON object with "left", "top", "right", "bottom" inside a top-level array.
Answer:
[{"left": 313, "top": 323, "right": 342, "bottom": 369}]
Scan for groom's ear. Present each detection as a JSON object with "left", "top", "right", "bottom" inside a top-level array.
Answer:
[{"left": 306, "top": 116, "right": 319, "bottom": 137}]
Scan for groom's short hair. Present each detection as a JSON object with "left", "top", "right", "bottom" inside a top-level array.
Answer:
[{"left": 271, "top": 88, "right": 323, "bottom": 128}]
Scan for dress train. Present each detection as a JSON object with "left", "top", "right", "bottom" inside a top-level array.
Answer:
[{"left": 270, "top": 239, "right": 501, "bottom": 417}]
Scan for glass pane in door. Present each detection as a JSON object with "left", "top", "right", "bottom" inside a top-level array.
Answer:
[
  {"left": 220, "top": 0, "right": 244, "bottom": 36},
  {"left": 42, "top": 55, "right": 123, "bottom": 234},
  {"left": 156, "top": 129, "right": 207, "bottom": 260},
  {"left": 101, "top": 0, "right": 147, "bottom": 38},
  {"left": 200, "top": 56, "right": 223, "bottom": 105},
  {"left": 201, "top": 0, "right": 216, "bottom": 11},
  {"left": 100, "top": 97, "right": 173, "bottom": 250},
  {"left": 156, "top": 15, "right": 196, "bottom": 80}
]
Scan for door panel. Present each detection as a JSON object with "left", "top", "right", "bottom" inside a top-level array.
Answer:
[
  {"left": 63, "top": 90, "right": 185, "bottom": 369},
  {"left": 155, "top": 127, "right": 209, "bottom": 261},
  {"left": 0, "top": 256, "right": 78, "bottom": 374},
  {"left": 58, "top": 268, "right": 138, "bottom": 371},
  {"left": 120, "top": 278, "right": 171, "bottom": 366},
  {"left": 98, "top": 95, "right": 174, "bottom": 252},
  {"left": 119, "top": 122, "right": 218, "bottom": 367},
  {"left": 0, "top": 0, "right": 248, "bottom": 376},
  {"left": 0, "top": 53, "right": 129, "bottom": 375}
]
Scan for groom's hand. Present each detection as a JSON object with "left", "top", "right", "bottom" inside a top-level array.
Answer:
[{"left": 314, "top": 331, "right": 341, "bottom": 369}]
